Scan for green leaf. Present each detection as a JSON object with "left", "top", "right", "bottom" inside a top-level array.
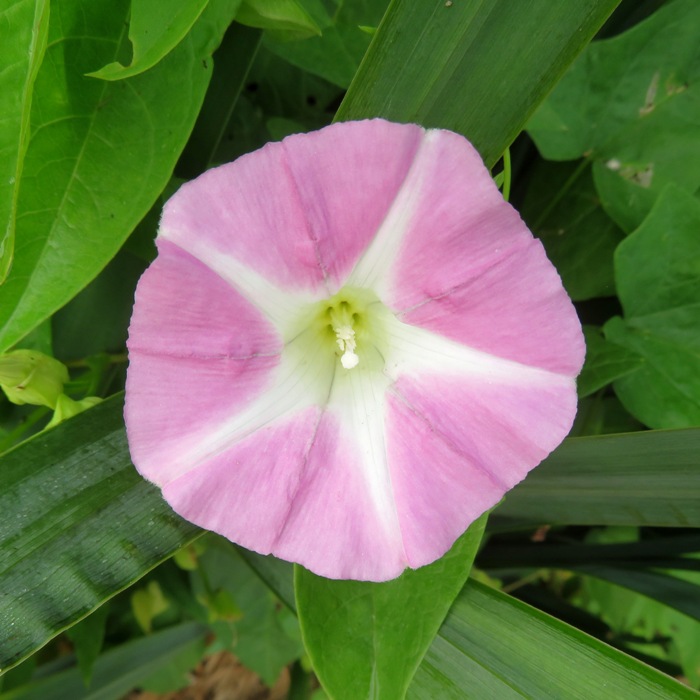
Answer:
[
  {"left": 0, "top": 622, "right": 207, "bottom": 700},
  {"left": 236, "top": 0, "right": 321, "bottom": 38},
  {"left": 337, "top": 0, "right": 621, "bottom": 167},
  {"left": 52, "top": 250, "right": 147, "bottom": 361},
  {"left": 520, "top": 160, "right": 624, "bottom": 301},
  {"left": 237, "top": 549, "right": 296, "bottom": 611},
  {"left": 295, "top": 515, "right": 487, "bottom": 700},
  {"left": 528, "top": 0, "right": 700, "bottom": 232},
  {"left": 192, "top": 537, "right": 303, "bottom": 685},
  {"left": 88, "top": 0, "right": 210, "bottom": 80},
  {"left": 138, "top": 629, "right": 208, "bottom": 694},
  {"left": 581, "top": 566, "right": 700, "bottom": 624},
  {"left": 235, "top": 554, "right": 695, "bottom": 697},
  {"left": 264, "top": 0, "right": 388, "bottom": 89},
  {"left": 0, "top": 0, "right": 49, "bottom": 284},
  {"left": 497, "top": 428, "right": 700, "bottom": 526},
  {"left": 604, "top": 185, "right": 700, "bottom": 428},
  {"left": 408, "top": 581, "right": 698, "bottom": 699},
  {"left": 0, "top": 394, "right": 201, "bottom": 672},
  {"left": 64, "top": 604, "right": 109, "bottom": 687},
  {"left": 178, "top": 22, "right": 263, "bottom": 177},
  {"left": 131, "top": 581, "right": 170, "bottom": 634},
  {"left": 0, "top": 0, "right": 241, "bottom": 354},
  {"left": 578, "top": 326, "right": 644, "bottom": 398},
  {"left": 576, "top": 563, "right": 700, "bottom": 687}
]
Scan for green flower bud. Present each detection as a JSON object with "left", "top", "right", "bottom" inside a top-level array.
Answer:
[{"left": 0, "top": 350, "right": 69, "bottom": 409}]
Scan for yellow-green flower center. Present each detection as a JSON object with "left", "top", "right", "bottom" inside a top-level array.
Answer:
[{"left": 288, "top": 287, "right": 389, "bottom": 373}]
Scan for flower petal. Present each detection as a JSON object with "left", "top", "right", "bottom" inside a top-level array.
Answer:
[
  {"left": 280, "top": 119, "right": 424, "bottom": 291},
  {"left": 125, "top": 241, "right": 282, "bottom": 482},
  {"left": 159, "top": 120, "right": 424, "bottom": 298},
  {"left": 162, "top": 383, "right": 407, "bottom": 582},
  {"left": 349, "top": 128, "right": 584, "bottom": 374},
  {"left": 160, "top": 141, "right": 326, "bottom": 295},
  {"left": 262, "top": 405, "right": 405, "bottom": 581},
  {"left": 382, "top": 317, "right": 578, "bottom": 566}
]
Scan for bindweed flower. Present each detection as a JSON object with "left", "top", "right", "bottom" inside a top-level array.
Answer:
[{"left": 125, "top": 120, "right": 584, "bottom": 582}]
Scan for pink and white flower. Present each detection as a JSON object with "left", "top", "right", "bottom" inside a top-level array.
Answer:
[{"left": 125, "top": 119, "right": 584, "bottom": 582}]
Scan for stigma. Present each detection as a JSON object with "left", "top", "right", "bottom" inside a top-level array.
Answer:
[{"left": 335, "top": 325, "right": 360, "bottom": 369}]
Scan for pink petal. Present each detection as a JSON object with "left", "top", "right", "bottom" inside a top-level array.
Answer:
[
  {"left": 353, "top": 128, "right": 584, "bottom": 374},
  {"left": 159, "top": 120, "right": 423, "bottom": 296},
  {"left": 386, "top": 370, "right": 577, "bottom": 567},
  {"left": 127, "top": 241, "right": 280, "bottom": 359},
  {"left": 399, "top": 239, "right": 585, "bottom": 375},
  {"left": 125, "top": 241, "right": 281, "bottom": 483},
  {"left": 280, "top": 120, "right": 423, "bottom": 290},
  {"left": 163, "top": 408, "right": 406, "bottom": 581}
]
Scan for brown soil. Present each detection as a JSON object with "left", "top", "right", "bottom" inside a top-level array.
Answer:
[{"left": 125, "top": 652, "right": 289, "bottom": 700}]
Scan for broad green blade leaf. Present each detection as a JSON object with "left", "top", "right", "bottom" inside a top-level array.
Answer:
[
  {"left": 408, "top": 581, "right": 698, "bottom": 699},
  {"left": 0, "top": 0, "right": 49, "bottom": 284},
  {"left": 0, "top": 622, "right": 207, "bottom": 700},
  {"left": 498, "top": 428, "right": 700, "bottom": 526},
  {"left": 337, "top": 0, "right": 621, "bottom": 166},
  {"left": 604, "top": 186, "right": 700, "bottom": 428},
  {"left": 479, "top": 536, "right": 700, "bottom": 622},
  {"left": 528, "top": 0, "right": 700, "bottom": 232},
  {"left": 581, "top": 566, "right": 700, "bottom": 623},
  {"left": 578, "top": 326, "right": 644, "bottom": 398},
  {"left": 237, "top": 548, "right": 696, "bottom": 697},
  {"left": 88, "top": 0, "right": 211, "bottom": 80},
  {"left": 295, "top": 516, "right": 487, "bottom": 700},
  {"left": 0, "top": 395, "right": 201, "bottom": 672},
  {"left": 0, "top": 0, "right": 241, "bottom": 354}
]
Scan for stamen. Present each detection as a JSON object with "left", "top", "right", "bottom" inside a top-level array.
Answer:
[{"left": 335, "top": 325, "right": 359, "bottom": 369}]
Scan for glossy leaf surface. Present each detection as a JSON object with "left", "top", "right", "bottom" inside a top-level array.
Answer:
[
  {"left": 528, "top": 0, "right": 700, "bottom": 232},
  {"left": 0, "top": 0, "right": 49, "bottom": 283},
  {"left": 409, "top": 581, "right": 697, "bottom": 699},
  {"left": 0, "top": 0, "right": 240, "bottom": 354},
  {"left": 337, "top": 0, "right": 620, "bottom": 166},
  {"left": 88, "top": 0, "right": 211, "bottom": 80},
  {"left": 295, "top": 517, "right": 486, "bottom": 700},
  {"left": 0, "top": 395, "right": 201, "bottom": 671},
  {"left": 499, "top": 428, "right": 700, "bottom": 526},
  {"left": 238, "top": 555, "right": 697, "bottom": 698},
  {"left": 236, "top": 0, "right": 320, "bottom": 37}
]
